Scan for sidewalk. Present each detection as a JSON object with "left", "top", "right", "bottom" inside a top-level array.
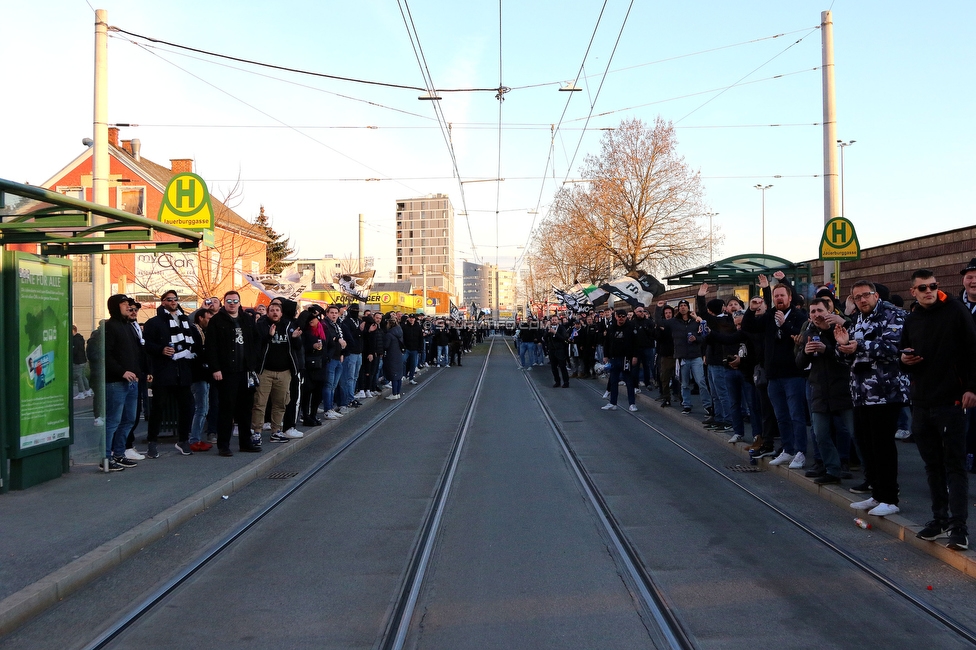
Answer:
[
  {"left": 0, "top": 390, "right": 388, "bottom": 637},
  {"left": 632, "top": 383, "right": 976, "bottom": 578}
]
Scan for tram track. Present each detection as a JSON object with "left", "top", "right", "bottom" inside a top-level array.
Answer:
[{"left": 543, "top": 355, "right": 976, "bottom": 647}]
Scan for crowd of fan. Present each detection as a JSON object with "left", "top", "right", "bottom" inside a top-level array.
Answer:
[
  {"left": 78, "top": 291, "right": 482, "bottom": 472},
  {"left": 517, "top": 263, "right": 976, "bottom": 552}
]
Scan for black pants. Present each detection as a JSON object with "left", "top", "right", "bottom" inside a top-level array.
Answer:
[
  {"left": 853, "top": 403, "right": 901, "bottom": 505},
  {"left": 302, "top": 379, "right": 324, "bottom": 421},
  {"left": 283, "top": 372, "right": 302, "bottom": 430},
  {"left": 550, "top": 355, "right": 568, "bottom": 385},
  {"left": 216, "top": 371, "right": 255, "bottom": 451},
  {"left": 148, "top": 383, "right": 194, "bottom": 443},
  {"left": 915, "top": 405, "right": 968, "bottom": 527}
]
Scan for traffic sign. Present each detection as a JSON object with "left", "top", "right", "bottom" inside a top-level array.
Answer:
[
  {"left": 157, "top": 173, "right": 214, "bottom": 230},
  {"left": 819, "top": 217, "right": 860, "bottom": 261}
]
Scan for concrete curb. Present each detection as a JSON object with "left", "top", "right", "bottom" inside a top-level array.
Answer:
[
  {"left": 635, "top": 388, "right": 976, "bottom": 578},
  {"left": 0, "top": 395, "right": 385, "bottom": 637}
]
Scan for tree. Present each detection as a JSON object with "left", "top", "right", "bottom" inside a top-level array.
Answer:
[
  {"left": 536, "top": 116, "right": 714, "bottom": 281},
  {"left": 254, "top": 205, "right": 294, "bottom": 274}
]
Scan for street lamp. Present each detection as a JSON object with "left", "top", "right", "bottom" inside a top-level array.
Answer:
[
  {"left": 703, "top": 212, "right": 719, "bottom": 263},
  {"left": 837, "top": 140, "right": 856, "bottom": 217},
  {"left": 754, "top": 184, "right": 773, "bottom": 255}
]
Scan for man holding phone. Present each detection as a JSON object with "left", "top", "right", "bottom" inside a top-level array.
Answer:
[{"left": 900, "top": 269, "right": 976, "bottom": 551}]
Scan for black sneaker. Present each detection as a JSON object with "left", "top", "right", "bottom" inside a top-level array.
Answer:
[
  {"left": 814, "top": 474, "right": 841, "bottom": 485},
  {"left": 848, "top": 481, "right": 871, "bottom": 494},
  {"left": 752, "top": 448, "right": 777, "bottom": 459},
  {"left": 660, "top": 400, "right": 671, "bottom": 408},
  {"left": 269, "top": 432, "right": 290, "bottom": 443},
  {"left": 701, "top": 415, "right": 716, "bottom": 425},
  {"left": 946, "top": 527, "right": 969, "bottom": 551},
  {"left": 146, "top": 442, "right": 159, "bottom": 459},
  {"left": 174, "top": 441, "right": 193, "bottom": 456},
  {"left": 113, "top": 456, "right": 138, "bottom": 468},
  {"left": 101, "top": 459, "right": 125, "bottom": 472},
  {"left": 916, "top": 520, "right": 949, "bottom": 541},
  {"left": 681, "top": 406, "right": 692, "bottom": 415},
  {"left": 805, "top": 462, "right": 826, "bottom": 478}
]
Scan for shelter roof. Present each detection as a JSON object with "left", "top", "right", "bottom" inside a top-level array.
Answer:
[{"left": 664, "top": 254, "right": 811, "bottom": 287}]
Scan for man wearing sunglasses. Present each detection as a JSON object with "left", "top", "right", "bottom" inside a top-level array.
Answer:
[
  {"left": 899, "top": 269, "right": 976, "bottom": 551},
  {"left": 205, "top": 290, "right": 260, "bottom": 456}
]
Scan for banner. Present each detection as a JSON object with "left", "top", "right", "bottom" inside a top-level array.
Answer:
[
  {"left": 599, "top": 273, "right": 665, "bottom": 308},
  {"left": 334, "top": 270, "right": 375, "bottom": 301},
  {"left": 245, "top": 266, "right": 313, "bottom": 301},
  {"left": 449, "top": 300, "right": 462, "bottom": 321},
  {"left": 14, "top": 254, "right": 71, "bottom": 450}
]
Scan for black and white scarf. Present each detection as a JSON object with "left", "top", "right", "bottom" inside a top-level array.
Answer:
[{"left": 165, "top": 309, "right": 197, "bottom": 360}]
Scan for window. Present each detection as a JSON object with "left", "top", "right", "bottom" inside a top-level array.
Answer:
[
  {"left": 56, "top": 186, "right": 84, "bottom": 200},
  {"left": 119, "top": 186, "right": 146, "bottom": 216}
]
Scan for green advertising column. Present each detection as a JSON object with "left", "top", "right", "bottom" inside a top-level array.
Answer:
[{"left": 2, "top": 252, "right": 73, "bottom": 491}]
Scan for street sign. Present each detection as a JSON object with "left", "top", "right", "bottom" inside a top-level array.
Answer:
[
  {"left": 157, "top": 172, "right": 214, "bottom": 230},
  {"left": 819, "top": 217, "right": 860, "bottom": 261}
]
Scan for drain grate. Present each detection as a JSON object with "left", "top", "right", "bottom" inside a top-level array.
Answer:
[
  {"left": 267, "top": 471, "right": 299, "bottom": 480},
  {"left": 727, "top": 464, "right": 762, "bottom": 473}
]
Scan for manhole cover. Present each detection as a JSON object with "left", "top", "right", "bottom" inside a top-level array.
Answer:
[
  {"left": 267, "top": 471, "right": 299, "bottom": 480},
  {"left": 727, "top": 464, "right": 762, "bottom": 473}
]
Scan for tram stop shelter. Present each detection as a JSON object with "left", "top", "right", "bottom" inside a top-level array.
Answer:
[
  {"left": 0, "top": 177, "right": 201, "bottom": 492},
  {"left": 664, "top": 254, "right": 813, "bottom": 298}
]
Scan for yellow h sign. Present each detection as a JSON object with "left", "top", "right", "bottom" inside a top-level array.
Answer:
[
  {"left": 819, "top": 217, "right": 860, "bottom": 260},
  {"left": 158, "top": 172, "right": 214, "bottom": 230}
]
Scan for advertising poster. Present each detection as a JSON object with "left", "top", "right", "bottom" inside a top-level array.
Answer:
[{"left": 16, "top": 254, "right": 71, "bottom": 450}]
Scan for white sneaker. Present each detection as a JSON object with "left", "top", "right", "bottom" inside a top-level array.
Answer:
[
  {"left": 788, "top": 451, "right": 806, "bottom": 469},
  {"left": 395, "top": 394, "right": 401, "bottom": 399},
  {"left": 324, "top": 410, "right": 340, "bottom": 420},
  {"left": 850, "top": 497, "right": 880, "bottom": 510},
  {"left": 330, "top": 409, "right": 344, "bottom": 418},
  {"left": 628, "top": 404, "right": 638, "bottom": 412},
  {"left": 635, "top": 388, "right": 641, "bottom": 394},
  {"left": 385, "top": 394, "right": 399, "bottom": 400},
  {"left": 125, "top": 448, "right": 145, "bottom": 460},
  {"left": 768, "top": 451, "right": 794, "bottom": 466},
  {"left": 409, "top": 379, "right": 418, "bottom": 385},
  {"left": 354, "top": 390, "right": 367, "bottom": 399},
  {"left": 262, "top": 422, "right": 272, "bottom": 431},
  {"left": 894, "top": 429, "right": 912, "bottom": 440},
  {"left": 370, "top": 391, "right": 381, "bottom": 397},
  {"left": 602, "top": 391, "right": 611, "bottom": 399},
  {"left": 74, "top": 393, "right": 86, "bottom": 400},
  {"left": 93, "top": 417, "right": 104, "bottom": 427},
  {"left": 282, "top": 427, "right": 304, "bottom": 439},
  {"left": 868, "top": 502, "right": 899, "bottom": 517},
  {"left": 601, "top": 403, "right": 617, "bottom": 411},
  {"left": 338, "top": 406, "right": 351, "bottom": 414},
  {"left": 232, "top": 425, "right": 239, "bottom": 437},
  {"left": 728, "top": 434, "right": 743, "bottom": 444},
  {"left": 85, "top": 389, "right": 94, "bottom": 397}
]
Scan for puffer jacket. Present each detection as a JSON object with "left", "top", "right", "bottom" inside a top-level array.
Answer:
[{"left": 838, "top": 299, "right": 909, "bottom": 406}]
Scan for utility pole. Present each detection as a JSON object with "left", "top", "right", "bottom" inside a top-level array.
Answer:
[
  {"left": 822, "top": 9, "right": 840, "bottom": 287},
  {"left": 92, "top": 9, "right": 110, "bottom": 324},
  {"left": 358, "top": 213, "right": 364, "bottom": 273},
  {"left": 754, "top": 185, "right": 773, "bottom": 255}
]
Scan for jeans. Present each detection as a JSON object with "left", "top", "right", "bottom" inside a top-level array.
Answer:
[
  {"left": 519, "top": 341, "right": 533, "bottom": 368},
  {"left": 323, "top": 358, "right": 343, "bottom": 412},
  {"left": 72, "top": 363, "right": 90, "bottom": 394},
  {"left": 766, "top": 376, "right": 808, "bottom": 456},
  {"left": 534, "top": 343, "right": 546, "bottom": 365},
  {"left": 914, "top": 405, "right": 968, "bottom": 527},
  {"left": 726, "top": 370, "right": 749, "bottom": 438},
  {"left": 437, "top": 345, "right": 449, "bottom": 366},
  {"left": 679, "top": 357, "right": 711, "bottom": 410},
  {"left": 341, "top": 353, "right": 362, "bottom": 406},
  {"left": 190, "top": 380, "right": 209, "bottom": 443},
  {"left": 707, "top": 364, "right": 731, "bottom": 422},
  {"left": 811, "top": 409, "right": 853, "bottom": 478},
  {"left": 405, "top": 350, "right": 420, "bottom": 379},
  {"left": 104, "top": 381, "right": 137, "bottom": 458},
  {"left": 607, "top": 357, "right": 635, "bottom": 406},
  {"left": 635, "top": 347, "right": 656, "bottom": 386}
]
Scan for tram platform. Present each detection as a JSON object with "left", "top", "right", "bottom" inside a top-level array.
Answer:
[{"left": 2, "top": 352, "right": 976, "bottom": 637}]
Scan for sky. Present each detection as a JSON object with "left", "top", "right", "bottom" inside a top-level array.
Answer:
[{"left": 2, "top": 1, "right": 974, "bottom": 289}]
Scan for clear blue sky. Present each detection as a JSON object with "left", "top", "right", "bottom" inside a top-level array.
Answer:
[{"left": 3, "top": 1, "right": 974, "bottom": 286}]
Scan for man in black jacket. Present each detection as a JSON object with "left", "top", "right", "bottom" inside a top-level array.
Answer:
[
  {"left": 401, "top": 313, "right": 424, "bottom": 382},
  {"left": 543, "top": 315, "right": 570, "bottom": 388},
  {"left": 102, "top": 294, "right": 145, "bottom": 471},
  {"left": 602, "top": 309, "right": 638, "bottom": 411},
  {"left": 252, "top": 298, "right": 304, "bottom": 442},
  {"left": 205, "top": 290, "right": 259, "bottom": 456},
  {"left": 631, "top": 305, "right": 656, "bottom": 390},
  {"left": 901, "top": 269, "right": 976, "bottom": 551},
  {"left": 143, "top": 290, "right": 202, "bottom": 458}
]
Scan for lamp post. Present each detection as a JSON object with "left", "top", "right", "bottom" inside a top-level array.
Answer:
[
  {"left": 704, "top": 212, "right": 719, "bottom": 263},
  {"left": 837, "top": 140, "right": 855, "bottom": 217},
  {"left": 753, "top": 184, "right": 773, "bottom": 255}
]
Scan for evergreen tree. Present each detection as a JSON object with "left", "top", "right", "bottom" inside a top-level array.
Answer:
[{"left": 254, "top": 205, "right": 294, "bottom": 273}]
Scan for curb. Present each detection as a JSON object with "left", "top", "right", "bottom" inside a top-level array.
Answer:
[
  {"left": 635, "top": 388, "right": 976, "bottom": 578},
  {"left": 0, "top": 396, "right": 384, "bottom": 638}
]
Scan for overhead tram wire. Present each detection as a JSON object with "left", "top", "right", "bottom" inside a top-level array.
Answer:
[
  {"left": 122, "top": 39, "right": 427, "bottom": 198},
  {"left": 516, "top": 0, "right": 635, "bottom": 273},
  {"left": 495, "top": 0, "right": 504, "bottom": 289},
  {"left": 515, "top": 0, "right": 611, "bottom": 273},
  {"left": 397, "top": 0, "right": 482, "bottom": 263}
]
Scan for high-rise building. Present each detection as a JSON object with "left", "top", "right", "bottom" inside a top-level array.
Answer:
[
  {"left": 463, "top": 261, "right": 515, "bottom": 314},
  {"left": 395, "top": 194, "right": 455, "bottom": 298}
]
